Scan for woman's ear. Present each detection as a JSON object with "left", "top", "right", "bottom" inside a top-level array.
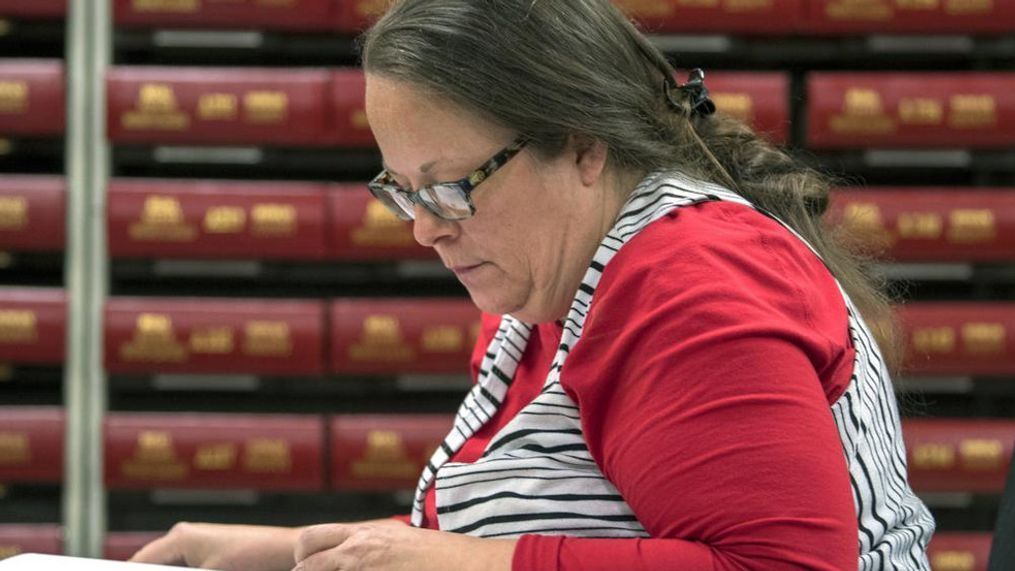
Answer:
[{"left": 570, "top": 135, "right": 609, "bottom": 187}]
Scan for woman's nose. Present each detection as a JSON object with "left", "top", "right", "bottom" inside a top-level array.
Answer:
[{"left": 412, "top": 203, "right": 457, "bottom": 247}]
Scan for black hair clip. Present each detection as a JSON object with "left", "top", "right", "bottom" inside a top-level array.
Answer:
[{"left": 664, "top": 68, "right": 716, "bottom": 117}]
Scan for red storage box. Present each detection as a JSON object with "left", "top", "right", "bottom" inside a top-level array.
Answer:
[
  {"left": 898, "top": 303, "right": 1015, "bottom": 377},
  {"left": 827, "top": 188, "right": 1015, "bottom": 262},
  {"left": 327, "top": 185, "right": 433, "bottom": 261},
  {"left": 107, "top": 67, "right": 331, "bottom": 146},
  {"left": 0, "top": 1, "right": 66, "bottom": 19},
  {"left": 105, "top": 297, "right": 326, "bottom": 375},
  {"left": 0, "top": 288, "right": 66, "bottom": 365},
  {"left": 104, "top": 532, "right": 161, "bottom": 561},
  {"left": 330, "top": 414, "right": 451, "bottom": 490},
  {"left": 807, "top": 73, "right": 1015, "bottom": 149},
  {"left": 806, "top": 0, "right": 1015, "bottom": 34},
  {"left": 707, "top": 72, "right": 790, "bottom": 145},
  {"left": 330, "top": 298, "right": 480, "bottom": 375},
  {"left": 107, "top": 179, "right": 328, "bottom": 260},
  {"left": 105, "top": 413, "right": 324, "bottom": 490},
  {"left": 904, "top": 419, "right": 1015, "bottom": 493},
  {"left": 326, "top": 69, "right": 374, "bottom": 148},
  {"left": 113, "top": 0, "right": 336, "bottom": 31},
  {"left": 0, "top": 407, "right": 63, "bottom": 484},
  {"left": 615, "top": 0, "right": 803, "bottom": 34},
  {"left": 927, "top": 533, "right": 991, "bottom": 571},
  {"left": 0, "top": 525, "right": 62, "bottom": 560},
  {"left": 0, "top": 60, "right": 64, "bottom": 137},
  {"left": 0, "top": 175, "right": 65, "bottom": 253}
]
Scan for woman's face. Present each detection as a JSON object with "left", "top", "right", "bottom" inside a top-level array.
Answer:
[{"left": 365, "top": 75, "right": 623, "bottom": 323}]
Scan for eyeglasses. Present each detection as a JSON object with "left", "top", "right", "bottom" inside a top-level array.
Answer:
[{"left": 367, "top": 135, "right": 530, "bottom": 221}]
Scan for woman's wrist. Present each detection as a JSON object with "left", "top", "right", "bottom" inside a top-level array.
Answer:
[{"left": 470, "top": 538, "right": 519, "bottom": 571}]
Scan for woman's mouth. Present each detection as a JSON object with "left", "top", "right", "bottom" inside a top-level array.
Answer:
[{"left": 451, "top": 263, "right": 486, "bottom": 278}]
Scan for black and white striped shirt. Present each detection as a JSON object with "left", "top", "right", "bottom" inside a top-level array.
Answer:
[{"left": 410, "top": 170, "right": 935, "bottom": 568}]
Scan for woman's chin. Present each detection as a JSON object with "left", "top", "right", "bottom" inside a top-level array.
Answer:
[{"left": 465, "top": 288, "right": 522, "bottom": 319}]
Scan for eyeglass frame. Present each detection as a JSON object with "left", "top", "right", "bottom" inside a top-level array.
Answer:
[{"left": 366, "top": 134, "right": 531, "bottom": 221}]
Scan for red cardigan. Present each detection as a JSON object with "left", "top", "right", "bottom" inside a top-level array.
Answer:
[{"left": 406, "top": 200, "right": 859, "bottom": 570}]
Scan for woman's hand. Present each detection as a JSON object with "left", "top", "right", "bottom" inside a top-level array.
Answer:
[
  {"left": 293, "top": 523, "right": 517, "bottom": 571},
  {"left": 129, "top": 522, "right": 304, "bottom": 571}
]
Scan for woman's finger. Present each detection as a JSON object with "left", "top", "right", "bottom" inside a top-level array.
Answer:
[
  {"left": 127, "top": 534, "right": 183, "bottom": 565},
  {"left": 293, "top": 524, "right": 357, "bottom": 564},
  {"left": 295, "top": 546, "right": 358, "bottom": 571}
]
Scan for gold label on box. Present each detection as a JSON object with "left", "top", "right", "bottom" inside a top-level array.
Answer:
[
  {"left": 949, "top": 94, "right": 997, "bottom": 129},
  {"left": 351, "top": 430, "right": 420, "bottom": 479},
  {"left": 257, "top": 0, "right": 297, "bottom": 6},
  {"left": 135, "top": 431, "right": 175, "bottom": 462},
  {"left": 897, "top": 212, "right": 943, "bottom": 240},
  {"left": 194, "top": 442, "right": 237, "bottom": 471},
  {"left": 244, "top": 438, "right": 291, "bottom": 473},
  {"left": 130, "top": 195, "right": 198, "bottom": 242},
  {"left": 197, "top": 93, "right": 238, "bottom": 121},
  {"left": 203, "top": 206, "right": 246, "bottom": 234},
  {"left": 123, "top": 430, "right": 188, "bottom": 480},
  {"left": 932, "top": 551, "right": 976, "bottom": 571},
  {"left": 896, "top": 0, "right": 939, "bottom": 9},
  {"left": 712, "top": 92, "right": 754, "bottom": 123},
  {"left": 912, "top": 326, "right": 955, "bottom": 354},
  {"left": 839, "top": 202, "right": 893, "bottom": 250},
  {"left": 679, "top": 0, "right": 720, "bottom": 7},
  {"left": 350, "top": 109, "right": 370, "bottom": 130},
  {"left": 842, "top": 202, "right": 886, "bottom": 233},
  {"left": 946, "top": 0, "right": 992, "bottom": 14},
  {"left": 244, "top": 91, "right": 288, "bottom": 124},
  {"left": 962, "top": 322, "right": 1004, "bottom": 354},
  {"left": 189, "top": 326, "right": 235, "bottom": 354},
  {"left": 122, "top": 83, "right": 190, "bottom": 131},
  {"left": 830, "top": 88, "right": 896, "bottom": 134},
  {"left": 0, "top": 546, "right": 23, "bottom": 560},
  {"left": 356, "top": 0, "right": 395, "bottom": 18},
  {"left": 243, "top": 320, "right": 292, "bottom": 357},
  {"left": 826, "top": 0, "right": 893, "bottom": 20},
  {"left": 120, "top": 313, "right": 188, "bottom": 363},
  {"left": 0, "top": 432, "right": 29, "bottom": 466},
  {"left": 132, "top": 0, "right": 200, "bottom": 13},
  {"left": 899, "top": 97, "right": 943, "bottom": 125},
  {"left": 0, "top": 196, "right": 27, "bottom": 231},
  {"left": 960, "top": 438, "right": 1003, "bottom": 470},
  {"left": 351, "top": 200, "right": 415, "bottom": 247},
  {"left": 251, "top": 203, "right": 297, "bottom": 236},
  {"left": 724, "top": 0, "right": 772, "bottom": 12},
  {"left": 912, "top": 442, "right": 955, "bottom": 469},
  {"left": 0, "top": 80, "right": 28, "bottom": 114},
  {"left": 948, "top": 209, "right": 995, "bottom": 243},
  {"left": 422, "top": 325, "right": 464, "bottom": 353},
  {"left": 0, "top": 310, "right": 38, "bottom": 344},
  {"left": 349, "top": 315, "right": 415, "bottom": 362}
]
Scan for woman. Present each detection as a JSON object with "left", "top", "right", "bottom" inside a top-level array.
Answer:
[{"left": 131, "top": 1, "right": 935, "bottom": 569}]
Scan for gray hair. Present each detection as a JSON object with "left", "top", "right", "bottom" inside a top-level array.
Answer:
[{"left": 361, "top": 0, "right": 698, "bottom": 173}]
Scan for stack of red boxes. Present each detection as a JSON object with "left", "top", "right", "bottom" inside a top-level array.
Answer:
[
  {"left": 809, "top": 41, "right": 1015, "bottom": 571},
  {"left": 0, "top": 1, "right": 68, "bottom": 558}
]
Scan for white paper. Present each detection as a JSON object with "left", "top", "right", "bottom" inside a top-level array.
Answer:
[{"left": 0, "top": 554, "right": 207, "bottom": 570}]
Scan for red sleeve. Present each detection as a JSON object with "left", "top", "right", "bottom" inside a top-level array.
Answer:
[{"left": 513, "top": 202, "right": 857, "bottom": 571}]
